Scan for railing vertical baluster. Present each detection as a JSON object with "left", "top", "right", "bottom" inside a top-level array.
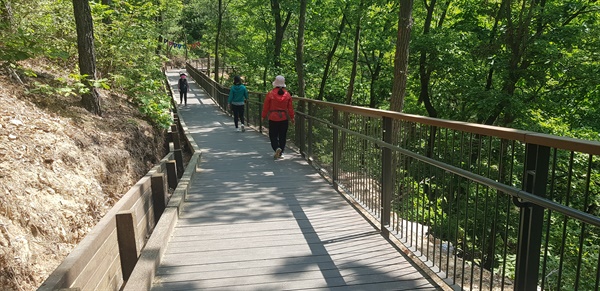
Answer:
[
  {"left": 514, "top": 143, "right": 550, "bottom": 290},
  {"left": 381, "top": 117, "right": 393, "bottom": 238},
  {"left": 332, "top": 109, "right": 340, "bottom": 191},
  {"left": 258, "top": 93, "right": 263, "bottom": 133}
]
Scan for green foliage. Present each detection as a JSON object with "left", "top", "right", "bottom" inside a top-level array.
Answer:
[
  {"left": 1, "top": 0, "right": 174, "bottom": 128},
  {"left": 0, "top": 28, "right": 35, "bottom": 63},
  {"left": 26, "top": 72, "right": 110, "bottom": 98},
  {"left": 90, "top": 0, "right": 174, "bottom": 128}
]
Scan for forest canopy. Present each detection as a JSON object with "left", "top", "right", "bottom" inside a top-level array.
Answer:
[{"left": 176, "top": 0, "right": 599, "bottom": 140}]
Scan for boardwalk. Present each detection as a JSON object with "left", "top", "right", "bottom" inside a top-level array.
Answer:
[{"left": 151, "top": 70, "right": 441, "bottom": 290}]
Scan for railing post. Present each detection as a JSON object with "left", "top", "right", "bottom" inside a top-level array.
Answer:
[
  {"left": 173, "top": 114, "right": 180, "bottom": 134},
  {"left": 116, "top": 210, "right": 138, "bottom": 281},
  {"left": 307, "top": 102, "right": 314, "bottom": 159},
  {"left": 151, "top": 172, "right": 167, "bottom": 224},
  {"left": 171, "top": 124, "right": 184, "bottom": 178},
  {"left": 212, "top": 83, "right": 217, "bottom": 104},
  {"left": 170, "top": 124, "right": 181, "bottom": 150},
  {"left": 297, "top": 99, "right": 306, "bottom": 158},
  {"left": 259, "top": 93, "right": 263, "bottom": 133},
  {"left": 381, "top": 117, "right": 393, "bottom": 238},
  {"left": 245, "top": 96, "right": 250, "bottom": 127},
  {"left": 166, "top": 160, "right": 178, "bottom": 190},
  {"left": 332, "top": 109, "right": 340, "bottom": 190},
  {"left": 514, "top": 143, "right": 550, "bottom": 290},
  {"left": 222, "top": 88, "right": 228, "bottom": 110}
]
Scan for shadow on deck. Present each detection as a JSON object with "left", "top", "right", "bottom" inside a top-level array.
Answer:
[{"left": 140, "top": 69, "right": 443, "bottom": 291}]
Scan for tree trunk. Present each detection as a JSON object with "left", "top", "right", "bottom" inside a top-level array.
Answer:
[
  {"left": 338, "top": 1, "right": 364, "bottom": 168},
  {"left": 184, "top": 31, "right": 188, "bottom": 61},
  {"left": 390, "top": 0, "right": 414, "bottom": 113},
  {"left": 418, "top": 0, "right": 438, "bottom": 118},
  {"left": 101, "top": 0, "right": 112, "bottom": 25},
  {"left": 390, "top": 0, "right": 414, "bottom": 190},
  {"left": 317, "top": 10, "right": 347, "bottom": 101},
  {"left": 295, "top": 0, "right": 307, "bottom": 98},
  {"left": 73, "top": 0, "right": 102, "bottom": 116},
  {"left": 214, "top": 0, "right": 223, "bottom": 83},
  {"left": 271, "top": 0, "right": 291, "bottom": 69},
  {"left": 344, "top": 3, "right": 362, "bottom": 106},
  {"left": 487, "top": 1, "right": 503, "bottom": 91},
  {"left": 367, "top": 51, "right": 383, "bottom": 108},
  {"left": 484, "top": 0, "right": 549, "bottom": 127},
  {"left": 0, "top": 0, "right": 12, "bottom": 30},
  {"left": 154, "top": 0, "right": 163, "bottom": 55},
  {"left": 361, "top": 14, "right": 395, "bottom": 108}
]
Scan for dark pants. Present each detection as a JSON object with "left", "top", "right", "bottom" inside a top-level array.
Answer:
[
  {"left": 231, "top": 104, "right": 245, "bottom": 128},
  {"left": 268, "top": 120, "right": 289, "bottom": 153},
  {"left": 180, "top": 90, "right": 187, "bottom": 105}
]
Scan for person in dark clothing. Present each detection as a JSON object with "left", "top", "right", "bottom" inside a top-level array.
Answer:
[
  {"left": 227, "top": 76, "right": 249, "bottom": 132},
  {"left": 178, "top": 73, "right": 189, "bottom": 105},
  {"left": 261, "top": 75, "right": 295, "bottom": 159}
]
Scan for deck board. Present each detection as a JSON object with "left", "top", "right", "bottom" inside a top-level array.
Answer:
[{"left": 151, "top": 70, "right": 440, "bottom": 291}]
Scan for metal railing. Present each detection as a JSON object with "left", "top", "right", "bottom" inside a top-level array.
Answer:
[{"left": 186, "top": 63, "right": 600, "bottom": 291}]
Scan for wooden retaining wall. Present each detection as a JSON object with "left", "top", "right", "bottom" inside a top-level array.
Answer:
[
  {"left": 38, "top": 73, "right": 196, "bottom": 291},
  {"left": 38, "top": 140, "right": 179, "bottom": 290}
]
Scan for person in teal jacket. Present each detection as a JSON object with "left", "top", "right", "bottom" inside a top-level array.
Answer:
[{"left": 228, "top": 75, "right": 249, "bottom": 132}]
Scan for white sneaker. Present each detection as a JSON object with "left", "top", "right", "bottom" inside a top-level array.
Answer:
[
  {"left": 241, "top": 124, "right": 245, "bottom": 132},
  {"left": 236, "top": 127, "right": 240, "bottom": 132}
]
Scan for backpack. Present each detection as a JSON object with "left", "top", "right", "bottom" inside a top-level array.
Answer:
[{"left": 179, "top": 78, "right": 188, "bottom": 90}]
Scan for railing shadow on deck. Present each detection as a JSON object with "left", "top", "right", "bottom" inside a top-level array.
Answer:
[{"left": 187, "top": 62, "right": 600, "bottom": 291}]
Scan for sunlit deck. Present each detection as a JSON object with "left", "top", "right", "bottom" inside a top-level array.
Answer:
[{"left": 149, "top": 70, "right": 440, "bottom": 290}]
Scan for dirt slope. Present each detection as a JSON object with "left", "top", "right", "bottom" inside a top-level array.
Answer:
[{"left": 0, "top": 61, "right": 166, "bottom": 290}]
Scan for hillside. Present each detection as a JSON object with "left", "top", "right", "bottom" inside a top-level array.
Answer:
[{"left": 0, "top": 61, "right": 166, "bottom": 290}]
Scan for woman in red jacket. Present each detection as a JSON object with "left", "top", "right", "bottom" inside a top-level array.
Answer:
[{"left": 262, "top": 75, "right": 295, "bottom": 159}]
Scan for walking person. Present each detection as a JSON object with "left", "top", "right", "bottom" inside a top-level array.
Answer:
[
  {"left": 262, "top": 75, "right": 295, "bottom": 159},
  {"left": 228, "top": 75, "right": 249, "bottom": 132},
  {"left": 178, "top": 72, "right": 189, "bottom": 106}
]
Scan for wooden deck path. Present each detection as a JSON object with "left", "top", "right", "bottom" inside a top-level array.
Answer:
[{"left": 151, "top": 70, "right": 441, "bottom": 290}]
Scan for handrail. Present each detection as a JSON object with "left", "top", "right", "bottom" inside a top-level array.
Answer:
[
  {"left": 305, "top": 110, "right": 600, "bottom": 228},
  {"left": 187, "top": 61, "right": 600, "bottom": 291},
  {"left": 291, "top": 97, "right": 600, "bottom": 155}
]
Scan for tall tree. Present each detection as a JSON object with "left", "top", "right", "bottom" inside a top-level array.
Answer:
[
  {"left": 390, "top": 0, "right": 414, "bottom": 113},
  {"left": 295, "top": 0, "right": 307, "bottom": 98},
  {"left": 337, "top": 0, "right": 365, "bottom": 169},
  {"left": 417, "top": 0, "right": 450, "bottom": 118},
  {"left": 101, "top": 0, "right": 112, "bottom": 25},
  {"left": 360, "top": 2, "right": 397, "bottom": 108},
  {"left": 270, "top": 0, "right": 291, "bottom": 68},
  {"left": 344, "top": 0, "right": 364, "bottom": 106},
  {"left": 317, "top": 7, "right": 348, "bottom": 101},
  {"left": 72, "top": 0, "right": 102, "bottom": 116},
  {"left": 214, "top": 0, "right": 223, "bottom": 82},
  {"left": 0, "top": 0, "right": 12, "bottom": 29}
]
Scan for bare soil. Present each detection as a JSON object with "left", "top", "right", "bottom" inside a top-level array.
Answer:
[{"left": 0, "top": 60, "right": 166, "bottom": 291}]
